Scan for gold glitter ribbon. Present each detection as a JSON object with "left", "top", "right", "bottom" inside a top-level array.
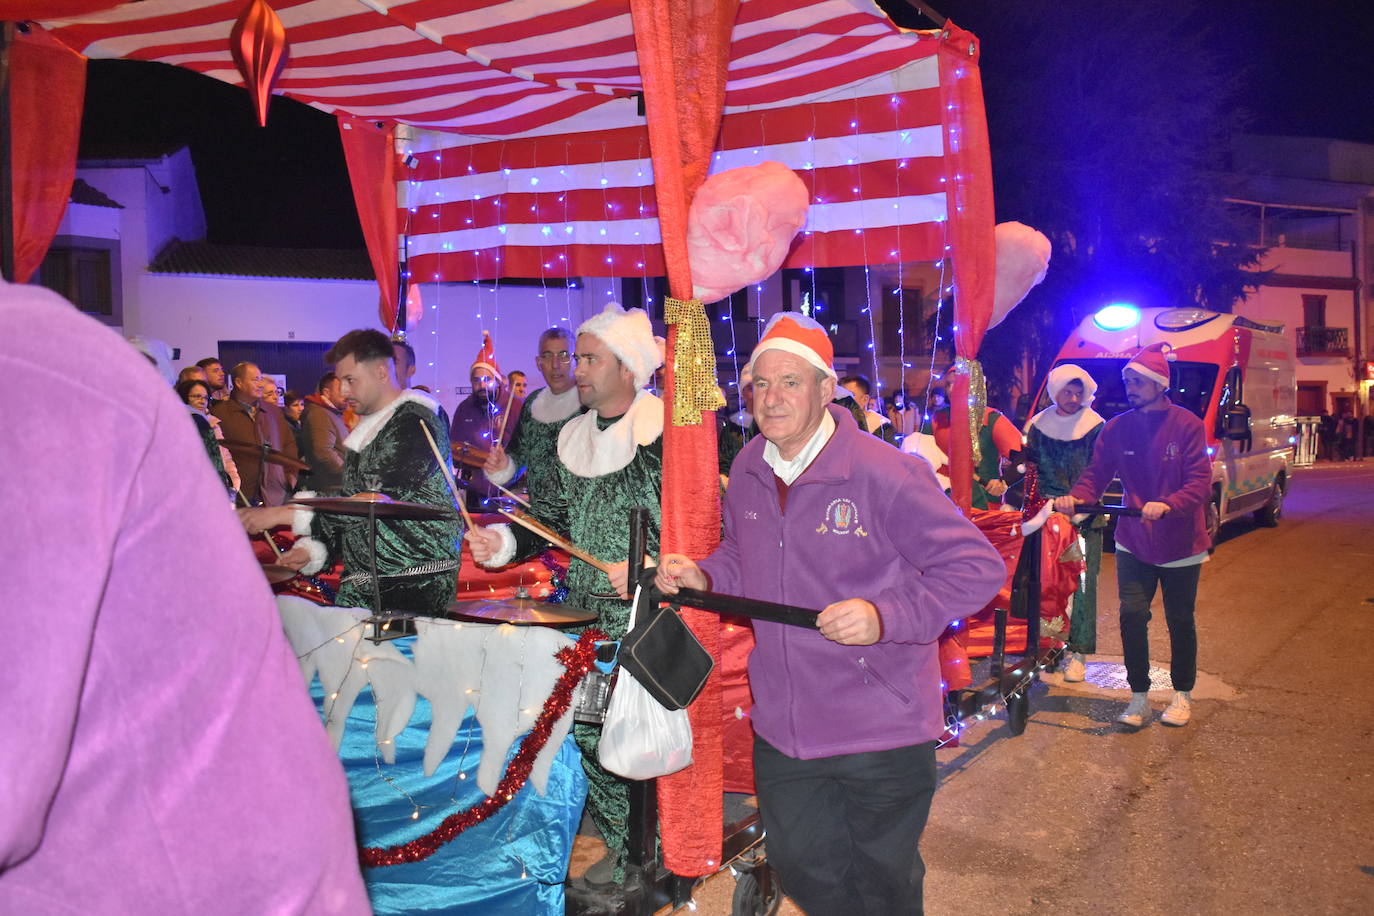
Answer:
[
  {"left": 663, "top": 296, "right": 726, "bottom": 426},
  {"left": 954, "top": 356, "right": 987, "bottom": 466}
]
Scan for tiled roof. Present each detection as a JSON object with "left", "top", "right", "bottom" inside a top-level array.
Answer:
[
  {"left": 149, "top": 239, "right": 374, "bottom": 280},
  {"left": 70, "top": 178, "right": 124, "bottom": 209}
]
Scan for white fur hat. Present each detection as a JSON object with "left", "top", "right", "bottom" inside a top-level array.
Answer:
[
  {"left": 1046, "top": 363, "right": 1098, "bottom": 403},
  {"left": 577, "top": 303, "right": 662, "bottom": 389}
]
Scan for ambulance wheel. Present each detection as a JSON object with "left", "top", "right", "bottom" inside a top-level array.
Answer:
[
  {"left": 1254, "top": 475, "right": 1285, "bottom": 528},
  {"left": 731, "top": 868, "right": 781, "bottom": 916}
]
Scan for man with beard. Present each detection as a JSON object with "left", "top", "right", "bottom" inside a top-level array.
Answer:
[
  {"left": 240, "top": 330, "right": 461, "bottom": 616},
  {"left": 1026, "top": 364, "right": 1106, "bottom": 682},
  {"left": 467, "top": 304, "right": 663, "bottom": 887},
  {"left": 196, "top": 357, "right": 229, "bottom": 401},
  {"left": 1055, "top": 342, "right": 1211, "bottom": 728},
  {"left": 450, "top": 332, "right": 522, "bottom": 509}
]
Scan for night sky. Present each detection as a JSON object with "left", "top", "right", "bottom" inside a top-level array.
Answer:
[{"left": 76, "top": 0, "right": 1374, "bottom": 250}]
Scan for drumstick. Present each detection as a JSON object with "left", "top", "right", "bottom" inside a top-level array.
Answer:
[
  {"left": 417, "top": 420, "right": 476, "bottom": 531},
  {"left": 233, "top": 487, "right": 283, "bottom": 558},
  {"left": 496, "top": 508, "right": 610, "bottom": 574},
  {"left": 495, "top": 383, "right": 515, "bottom": 444},
  {"left": 490, "top": 479, "right": 532, "bottom": 510}
]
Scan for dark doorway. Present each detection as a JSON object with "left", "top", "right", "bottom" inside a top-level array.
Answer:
[
  {"left": 1296, "top": 383, "right": 1326, "bottom": 416},
  {"left": 218, "top": 340, "right": 334, "bottom": 397}
]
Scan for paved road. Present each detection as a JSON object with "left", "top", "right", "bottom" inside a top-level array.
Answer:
[
  {"left": 681, "top": 461, "right": 1374, "bottom": 916},
  {"left": 920, "top": 461, "right": 1374, "bottom": 916}
]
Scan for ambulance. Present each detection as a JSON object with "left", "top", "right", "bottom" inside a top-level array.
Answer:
[{"left": 1037, "top": 304, "right": 1298, "bottom": 543}]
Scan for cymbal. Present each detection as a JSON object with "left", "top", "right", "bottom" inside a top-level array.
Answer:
[
  {"left": 443, "top": 597, "right": 596, "bottom": 627},
  {"left": 221, "top": 438, "right": 311, "bottom": 472},
  {"left": 292, "top": 493, "right": 457, "bottom": 521},
  {"left": 260, "top": 563, "right": 300, "bottom": 584},
  {"left": 451, "top": 440, "right": 490, "bottom": 469}
]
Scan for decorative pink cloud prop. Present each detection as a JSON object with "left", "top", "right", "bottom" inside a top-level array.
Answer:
[
  {"left": 990, "top": 221, "right": 1052, "bottom": 330},
  {"left": 687, "top": 162, "right": 809, "bottom": 303}
]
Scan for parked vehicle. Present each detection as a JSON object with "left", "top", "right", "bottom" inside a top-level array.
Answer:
[{"left": 1036, "top": 305, "right": 1298, "bottom": 544}]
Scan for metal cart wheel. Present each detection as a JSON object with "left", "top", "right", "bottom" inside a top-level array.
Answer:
[{"left": 731, "top": 865, "right": 782, "bottom": 916}]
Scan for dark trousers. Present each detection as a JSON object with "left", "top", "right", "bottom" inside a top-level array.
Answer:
[
  {"left": 754, "top": 735, "right": 937, "bottom": 916},
  {"left": 1116, "top": 550, "right": 1201, "bottom": 693}
]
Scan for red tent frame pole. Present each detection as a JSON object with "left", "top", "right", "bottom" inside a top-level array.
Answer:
[{"left": 1, "top": 22, "right": 16, "bottom": 282}]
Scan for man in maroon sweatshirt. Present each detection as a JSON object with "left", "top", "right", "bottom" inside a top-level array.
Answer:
[{"left": 1055, "top": 342, "right": 1212, "bottom": 728}]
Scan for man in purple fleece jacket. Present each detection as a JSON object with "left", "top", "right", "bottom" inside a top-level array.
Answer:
[
  {"left": 0, "top": 284, "right": 370, "bottom": 914},
  {"left": 1055, "top": 342, "right": 1212, "bottom": 728},
  {"left": 657, "top": 314, "right": 1004, "bottom": 916}
]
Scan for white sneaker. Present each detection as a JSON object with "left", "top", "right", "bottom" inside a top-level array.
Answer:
[
  {"left": 1161, "top": 691, "right": 1192, "bottom": 727},
  {"left": 1063, "top": 652, "right": 1087, "bottom": 682},
  {"left": 1117, "top": 692, "right": 1151, "bottom": 727}
]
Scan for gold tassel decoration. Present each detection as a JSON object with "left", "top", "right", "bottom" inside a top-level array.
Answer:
[
  {"left": 954, "top": 356, "right": 987, "bottom": 466},
  {"left": 663, "top": 296, "right": 727, "bottom": 426}
]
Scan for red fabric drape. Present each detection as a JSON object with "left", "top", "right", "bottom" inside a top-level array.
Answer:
[
  {"left": 0, "top": 2, "right": 118, "bottom": 16},
  {"left": 8, "top": 27, "right": 85, "bottom": 283},
  {"left": 628, "top": 0, "right": 739, "bottom": 877},
  {"left": 937, "top": 23, "right": 997, "bottom": 514},
  {"left": 337, "top": 115, "right": 399, "bottom": 331}
]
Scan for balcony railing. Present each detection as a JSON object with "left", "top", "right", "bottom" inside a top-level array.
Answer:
[{"left": 1296, "top": 326, "right": 1348, "bottom": 356}]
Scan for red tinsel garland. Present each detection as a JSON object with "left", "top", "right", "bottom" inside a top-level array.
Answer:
[{"left": 359, "top": 628, "right": 606, "bottom": 867}]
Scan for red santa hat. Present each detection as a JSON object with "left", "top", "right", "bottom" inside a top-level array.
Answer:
[
  {"left": 471, "top": 330, "right": 502, "bottom": 380},
  {"left": 1124, "top": 341, "right": 1174, "bottom": 388},
  {"left": 747, "top": 312, "right": 836, "bottom": 380}
]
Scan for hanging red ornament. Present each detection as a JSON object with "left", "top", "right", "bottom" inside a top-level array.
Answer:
[{"left": 229, "top": 0, "right": 289, "bottom": 128}]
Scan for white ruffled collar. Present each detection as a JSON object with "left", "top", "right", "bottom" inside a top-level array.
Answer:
[
  {"left": 528, "top": 385, "right": 583, "bottom": 425},
  {"left": 344, "top": 389, "right": 441, "bottom": 453},
  {"left": 557, "top": 389, "right": 663, "bottom": 478},
  {"left": 764, "top": 411, "right": 836, "bottom": 485},
  {"left": 1029, "top": 405, "right": 1104, "bottom": 442}
]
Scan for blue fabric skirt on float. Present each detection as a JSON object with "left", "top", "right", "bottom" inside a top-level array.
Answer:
[{"left": 300, "top": 623, "right": 588, "bottom": 916}]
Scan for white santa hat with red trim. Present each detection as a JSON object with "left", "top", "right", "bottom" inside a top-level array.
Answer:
[
  {"left": 747, "top": 312, "right": 837, "bottom": 380},
  {"left": 471, "top": 330, "right": 502, "bottom": 380},
  {"left": 1125, "top": 341, "right": 1174, "bottom": 388},
  {"left": 577, "top": 303, "right": 662, "bottom": 389}
]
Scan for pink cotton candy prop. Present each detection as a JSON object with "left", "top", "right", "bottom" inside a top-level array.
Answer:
[
  {"left": 989, "top": 221, "right": 1052, "bottom": 330},
  {"left": 687, "top": 162, "right": 809, "bottom": 303}
]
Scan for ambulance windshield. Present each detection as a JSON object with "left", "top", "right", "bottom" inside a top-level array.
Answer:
[{"left": 1040, "top": 359, "right": 1221, "bottom": 422}]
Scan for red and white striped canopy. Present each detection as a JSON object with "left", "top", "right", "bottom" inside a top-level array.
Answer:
[{"left": 40, "top": 0, "right": 966, "bottom": 281}]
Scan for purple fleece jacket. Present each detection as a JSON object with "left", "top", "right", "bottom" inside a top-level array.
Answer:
[
  {"left": 1, "top": 284, "right": 369, "bottom": 914},
  {"left": 1069, "top": 401, "right": 1212, "bottom": 564},
  {"left": 699, "top": 405, "right": 1005, "bottom": 759}
]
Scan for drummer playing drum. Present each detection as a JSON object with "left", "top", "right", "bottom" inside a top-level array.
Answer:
[{"left": 239, "top": 329, "right": 461, "bottom": 616}]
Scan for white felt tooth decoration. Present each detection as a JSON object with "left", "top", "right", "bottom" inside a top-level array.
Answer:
[
  {"left": 285, "top": 600, "right": 580, "bottom": 797},
  {"left": 356, "top": 643, "right": 416, "bottom": 765},
  {"left": 413, "top": 619, "right": 488, "bottom": 778},
  {"left": 990, "top": 221, "right": 1052, "bottom": 330}
]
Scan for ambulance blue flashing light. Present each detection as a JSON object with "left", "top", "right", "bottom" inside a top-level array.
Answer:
[{"left": 1093, "top": 303, "right": 1141, "bottom": 331}]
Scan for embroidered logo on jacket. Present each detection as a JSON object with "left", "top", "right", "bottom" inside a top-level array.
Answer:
[{"left": 816, "top": 497, "right": 868, "bottom": 536}]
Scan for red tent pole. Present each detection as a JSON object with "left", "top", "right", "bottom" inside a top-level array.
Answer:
[{"left": 1, "top": 22, "right": 16, "bottom": 282}]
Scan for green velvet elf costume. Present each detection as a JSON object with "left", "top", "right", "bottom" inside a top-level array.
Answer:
[{"left": 293, "top": 390, "right": 462, "bottom": 616}]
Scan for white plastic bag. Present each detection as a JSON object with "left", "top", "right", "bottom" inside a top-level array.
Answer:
[
  {"left": 598, "top": 668, "right": 694, "bottom": 779},
  {"left": 597, "top": 585, "right": 693, "bottom": 779}
]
